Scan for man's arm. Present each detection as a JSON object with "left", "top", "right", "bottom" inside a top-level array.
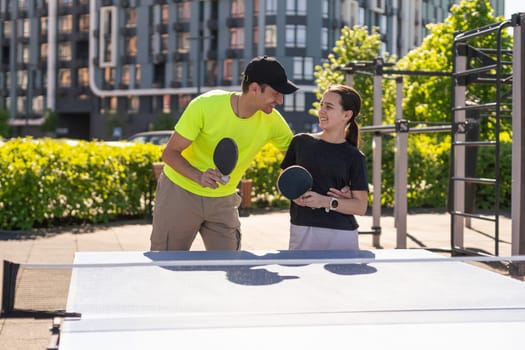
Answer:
[{"left": 162, "top": 132, "right": 224, "bottom": 188}]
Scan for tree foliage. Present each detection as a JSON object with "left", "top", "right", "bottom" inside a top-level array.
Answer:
[{"left": 313, "top": 25, "right": 395, "bottom": 126}]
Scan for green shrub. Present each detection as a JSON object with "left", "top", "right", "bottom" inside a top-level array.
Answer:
[
  {"left": 0, "top": 136, "right": 511, "bottom": 231},
  {"left": 0, "top": 138, "right": 161, "bottom": 230}
]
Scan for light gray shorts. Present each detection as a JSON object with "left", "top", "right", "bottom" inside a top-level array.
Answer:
[{"left": 289, "top": 224, "right": 359, "bottom": 250}]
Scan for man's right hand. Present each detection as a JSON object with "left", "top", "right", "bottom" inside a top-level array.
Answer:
[{"left": 199, "top": 168, "right": 226, "bottom": 188}]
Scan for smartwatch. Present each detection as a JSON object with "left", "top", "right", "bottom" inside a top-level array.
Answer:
[{"left": 326, "top": 197, "right": 338, "bottom": 212}]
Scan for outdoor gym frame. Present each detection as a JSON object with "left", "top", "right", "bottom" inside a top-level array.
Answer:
[{"left": 342, "top": 13, "right": 525, "bottom": 275}]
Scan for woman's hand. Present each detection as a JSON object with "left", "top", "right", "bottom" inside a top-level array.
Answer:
[
  {"left": 327, "top": 186, "right": 352, "bottom": 199},
  {"left": 293, "top": 191, "right": 328, "bottom": 209}
]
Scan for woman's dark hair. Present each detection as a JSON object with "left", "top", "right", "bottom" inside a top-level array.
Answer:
[{"left": 326, "top": 84, "right": 362, "bottom": 147}]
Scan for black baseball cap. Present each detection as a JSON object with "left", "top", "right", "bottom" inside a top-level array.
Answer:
[{"left": 243, "top": 56, "right": 299, "bottom": 95}]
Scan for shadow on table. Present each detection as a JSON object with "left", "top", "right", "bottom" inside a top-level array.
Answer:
[{"left": 143, "top": 250, "right": 377, "bottom": 286}]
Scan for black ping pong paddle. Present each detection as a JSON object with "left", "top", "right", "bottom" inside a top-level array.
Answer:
[
  {"left": 213, "top": 137, "right": 238, "bottom": 183},
  {"left": 277, "top": 165, "right": 313, "bottom": 200}
]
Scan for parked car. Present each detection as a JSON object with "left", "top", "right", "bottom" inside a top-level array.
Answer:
[{"left": 128, "top": 130, "right": 173, "bottom": 145}]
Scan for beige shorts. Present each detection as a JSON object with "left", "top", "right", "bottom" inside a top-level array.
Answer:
[
  {"left": 150, "top": 173, "right": 242, "bottom": 251},
  {"left": 289, "top": 224, "right": 359, "bottom": 250}
]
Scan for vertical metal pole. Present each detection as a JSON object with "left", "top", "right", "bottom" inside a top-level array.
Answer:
[
  {"left": 196, "top": 0, "right": 203, "bottom": 95},
  {"left": 453, "top": 43, "right": 467, "bottom": 249},
  {"left": 511, "top": 13, "right": 525, "bottom": 275},
  {"left": 372, "top": 58, "right": 383, "bottom": 248},
  {"left": 1, "top": 261, "right": 20, "bottom": 316},
  {"left": 394, "top": 77, "right": 407, "bottom": 249},
  {"left": 47, "top": 0, "right": 57, "bottom": 111},
  {"left": 257, "top": 0, "right": 265, "bottom": 56}
]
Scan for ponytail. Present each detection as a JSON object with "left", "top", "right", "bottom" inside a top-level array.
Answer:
[{"left": 345, "top": 118, "right": 359, "bottom": 147}]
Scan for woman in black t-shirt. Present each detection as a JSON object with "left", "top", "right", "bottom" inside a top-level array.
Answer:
[{"left": 281, "top": 84, "right": 369, "bottom": 250}]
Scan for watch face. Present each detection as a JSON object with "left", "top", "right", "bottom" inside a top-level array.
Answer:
[{"left": 331, "top": 198, "right": 338, "bottom": 209}]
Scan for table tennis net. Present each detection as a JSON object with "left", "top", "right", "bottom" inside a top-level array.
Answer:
[{"left": 1, "top": 260, "right": 72, "bottom": 318}]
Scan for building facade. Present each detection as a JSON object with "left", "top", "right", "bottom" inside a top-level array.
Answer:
[{"left": 0, "top": 0, "right": 504, "bottom": 140}]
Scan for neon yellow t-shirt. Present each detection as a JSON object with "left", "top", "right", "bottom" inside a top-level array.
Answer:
[{"left": 163, "top": 90, "right": 293, "bottom": 197}]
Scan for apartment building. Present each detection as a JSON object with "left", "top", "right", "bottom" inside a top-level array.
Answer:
[{"left": 0, "top": 0, "right": 504, "bottom": 139}]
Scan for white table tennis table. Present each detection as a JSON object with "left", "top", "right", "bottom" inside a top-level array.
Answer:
[{"left": 58, "top": 249, "right": 525, "bottom": 350}]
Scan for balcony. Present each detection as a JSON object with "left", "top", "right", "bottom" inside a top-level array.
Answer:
[
  {"left": 226, "top": 17, "right": 244, "bottom": 28},
  {"left": 173, "top": 22, "right": 190, "bottom": 32}
]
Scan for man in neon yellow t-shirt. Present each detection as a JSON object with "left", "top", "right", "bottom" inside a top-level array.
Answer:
[{"left": 150, "top": 56, "right": 298, "bottom": 251}]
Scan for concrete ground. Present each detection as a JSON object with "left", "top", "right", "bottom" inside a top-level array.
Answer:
[{"left": 0, "top": 208, "right": 520, "bottom": 350}]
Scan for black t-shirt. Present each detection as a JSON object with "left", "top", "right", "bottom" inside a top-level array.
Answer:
[{"left": 280, "top": 133, "right": 368, "bottom": 230}]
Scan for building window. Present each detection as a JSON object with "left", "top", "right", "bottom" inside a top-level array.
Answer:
[
  {"left": 174, "top": 62, "right": 183, "bottom": 83},
  {"left": 78, "top": 67, "right": 89, "bottom": 86},
  {"left": 18, "top": 0, "right": 29, "bottom": 11},
  {"left": 18, "top": 70, "right": 28, "bottom": 89},
  {"left": 122, "top": 65, "right": 131, "bottom": 85},
  {"left": 104, "top": 68, "right": 115, "bottom": 87},
  {"left": 285, "top": 25, "right": 306, "bottom": 48},
  {"left": 284, "top": 91, "right": 305, "bottom": 112},
  {"left": 59, "top": 15, "right": 72, "bottom": 33},
  {"left": 125, "top": 8, "right": 137, "bottom": 28},
  {"left": 162, "top": 95, "right": 170, "bottom": 113},
  {"left": 231, "top": 0, "right": 244, "bottom": 17},
  {"left": 22, "top": 45, "right": 30, "bottom": 64},
  {"left": 205, "top": 61, "right": 218, "bottom": 85},
  {"left": 342, "top": 0, "right": 359, "bottom": 27},
  {"left": 128, "top": 96, "right": 139, "bottom": 113},
  {"left": 58, "top": 69, "right": 71, "bottom": 87},
  {"left": 286, "top": 0, "right": 306, "bottom": 15},
  {"left": 176, "top": 32, "right": 190, "bottom": 53},
  {"left": 161, "top": 4, "right": 169, "bottom": 24},
  {"left": 58, "top": 42, "right": 72, "bottom": 60},
  {"left": 17, "top": 96, "right": 26, "bottom": 114},
  {"left": 266, "top": 0, "right": 277, "bottom": 15},
  {"left": 230, "top": 28, "right": 244, "bottom": 49},
  {"left": 40, "top": 17, "right": 47, "bottom": 36},
  {"left": 125, "top": 36, "right": 137, "bottom": 56},
  {"left": 22, "top": 18, "right": 30, "bottom": 37},
  {"left": 3, "top": 21, "right": 11, "bottom": 37},
  {"left": 322, "top": 0, "right": 328, "bottom": 18},
  {"left": 321, "top": 27, "right": 328, "bottom": 50},
  {"left": 177, "top": 2, "right": 191, "bottom": 20},
  {"left": 79, "top": 14, "right": 89, "bottom": 32},
  {"left": 223, "top": 59, "right": 233, "bottom": 81},
  {"left": 109, "top": 97, "right": 117, "bottom": 112},
  {"left": 161, "top": 33, "right": 168, "bottom": 54},
  {"left": 292, "top": 57, "right": 313, "bottom": 80},
  {"left": 135, "top": 64, "right": 141, "bottom": 85},
  {"left": 265, "top": 25, "right": 277, "bottom": 48},
  {"left": 33, "top": 96, "right": 44, "bottom": 114},
  {"left": 99, "top": 6, "right": 117, "bottom": 67}
]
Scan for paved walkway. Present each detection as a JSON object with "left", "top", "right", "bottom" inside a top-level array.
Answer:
[{"left": 0, "top": 209, "right": 518, "bottom": 350}]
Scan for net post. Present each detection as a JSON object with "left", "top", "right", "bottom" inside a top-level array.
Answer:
[{"left": 1, "top": 260, "right": 20, "bottom": 317}]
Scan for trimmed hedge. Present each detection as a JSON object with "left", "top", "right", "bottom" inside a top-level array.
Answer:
[
  {"left": 0, "top": 137, "right": 511, "bottom": 231},
  {"left": 0, "top": 138, "right": 161, "bottom": 230}
]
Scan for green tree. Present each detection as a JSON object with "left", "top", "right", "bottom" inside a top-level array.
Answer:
[
  {"left": 313, "top": 25, "right": 395, "bottom": 126},
  {"left": 153, "top": 112, "right": 177, "bottom": 130},
  {"left": 40, "top": 109, "right": 58, "bottom": 135},
  {"left": 394, "top": 0, "right": 510, "bottom": 139}
]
